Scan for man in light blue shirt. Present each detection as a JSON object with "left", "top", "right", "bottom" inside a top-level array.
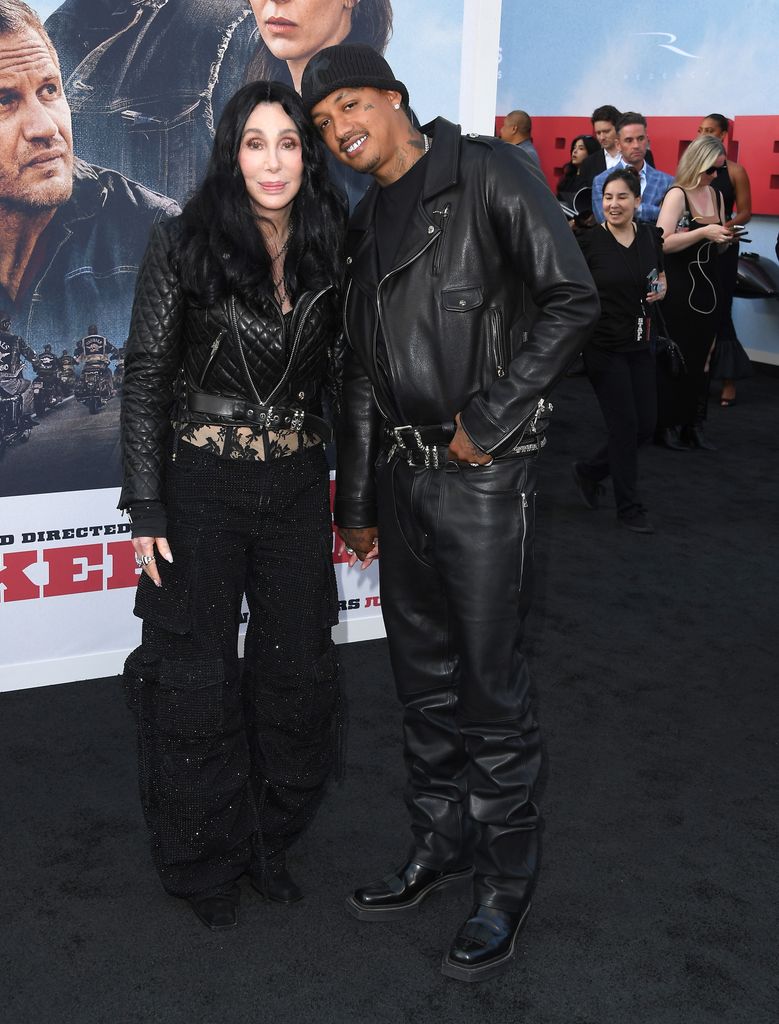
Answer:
[{"left": 592, "top": 113, "right": 673, "bottom": 223}]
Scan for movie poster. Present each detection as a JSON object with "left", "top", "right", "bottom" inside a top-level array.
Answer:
[{"left": 0, "top": 0, "right": 465, "bottom": 690}]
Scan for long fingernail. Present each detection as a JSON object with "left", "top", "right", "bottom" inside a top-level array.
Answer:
[
  {"left": 154, "top": 580, "right": 162, "bottom": 588},
  {"left": 164, "top": 554, "right": 173, "bottom": 563}
]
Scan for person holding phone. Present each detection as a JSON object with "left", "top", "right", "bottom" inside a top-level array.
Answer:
[{"left": 572, "top": 167, "right": 666, "bottom": 534}]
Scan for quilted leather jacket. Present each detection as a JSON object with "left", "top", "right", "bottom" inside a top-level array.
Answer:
[
  {"left": 119, "top": 221, "right": 343, "bottom": 510},
  {"left": 334, "top": 117, "right": 600, "bottom": 529}
]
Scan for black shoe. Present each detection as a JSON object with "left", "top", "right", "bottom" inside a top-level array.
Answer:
[
  {"left": 346, "top": 861, "right": 473, "bottom": 921},
  {"left": 571, "top": 462, "right": 604, "bottom": 510},
  {"left": 618, "top": 509, "right": 655, "bottom": 534},
  {"left": 654, "top": 427, "right": 688, "bottom": 451},
  {"left": 186, "top": 885, "right": 239, "bottom": 930},
  {"left": 683, "top": 424, "right": 717, "bottom": 451},
  {"left": 441, "top": 901, "right": 531, "bottom": 983},
  {"left": 251, "top": 857, "right": 303, "bottom": 904}
]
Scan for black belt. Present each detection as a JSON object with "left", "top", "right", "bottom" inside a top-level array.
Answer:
[{"left": 186, "top": 390, "right": 332, "bottom": 443}]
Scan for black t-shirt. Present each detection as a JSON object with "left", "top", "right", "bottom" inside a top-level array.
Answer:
[
  {"left": 375, "top": 146, "right": 429, "bottom": 277},
  {"left": 578, "top": 222, "right": 664, "bottom": 351}
]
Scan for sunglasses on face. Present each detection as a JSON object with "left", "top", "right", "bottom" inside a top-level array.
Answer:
[{"left": 703, "top": 165, "right": 720, "bottom": 175}]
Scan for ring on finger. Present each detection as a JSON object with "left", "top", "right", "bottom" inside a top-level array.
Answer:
[
  {"left": 345, "top": 546, "right": 355, "bottom": 555},
  {"left": 141, "top": 554, "right": 155, "bottom": 566}
]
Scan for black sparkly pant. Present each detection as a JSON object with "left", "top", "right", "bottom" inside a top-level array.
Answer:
[{"left": 123, "top": 443, "right": 340, "bottom": 897}]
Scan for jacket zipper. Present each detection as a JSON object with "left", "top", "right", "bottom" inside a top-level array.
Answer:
[
  {"left": 229, "top": 295, "right": 262, "bottom": 405},
  {"left": 431, "top": 203, "right": 451, "bottom": 275},
  {"left": 375, "top": 233, "right": 440, "bottom": 396},
  {"left": 264, "top": 286, "right": 332, "bottom": 407},
  {"left": 488, "top": 307, "right": 507, "bottom": 378},
  {"left": 198, "top": 329, "right": 226, "bottom": 388},
  {"left": 519, "top": 492, "right": 529, "bottom": 590}
]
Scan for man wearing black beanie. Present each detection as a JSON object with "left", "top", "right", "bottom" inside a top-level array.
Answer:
[{"left": 303, "top": 44, "right": 599, "bottom": 982}]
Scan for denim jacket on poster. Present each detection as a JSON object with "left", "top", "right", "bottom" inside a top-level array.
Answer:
[
  {"left": 45, "top": 0, "right": 257, "bottom": 207},
  {"left": 11, "top": 160, "right": 179, "bottom": 352}
]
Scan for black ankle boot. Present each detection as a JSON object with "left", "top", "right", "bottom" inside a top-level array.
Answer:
[
  {"left": 441, "top": 901, "right": 532, "bottom": 982},
  {"left": 655, "top": 427, "right": 689, "bottom": 451},
  {"left": 251, "top": 855, "right": 303, "bottom": 904},
  {"left": 186, "top": 884, "right": 239, "bottom": 930}
]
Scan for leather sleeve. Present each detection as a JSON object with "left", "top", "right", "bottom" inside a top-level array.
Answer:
[
  {"left": 333, "top": 345, "right": 382, "bottom": 529},
  {"left": 118, "top": 222, "right": 185, "bottom": 510},
  {"left": 460, "top": 146, "right": 600, "bottom": 457}
]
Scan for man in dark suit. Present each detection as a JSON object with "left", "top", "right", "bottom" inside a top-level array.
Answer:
[{"left": 579, "top": 104, "right": 622, "bottom": 186}]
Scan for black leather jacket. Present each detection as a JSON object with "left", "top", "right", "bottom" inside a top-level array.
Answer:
[
  {"left": 119, "top": 221, "right": 343, "bottom": 511},
  {"left": 334, "top": 118, "right": 600, "bottom": 528}
]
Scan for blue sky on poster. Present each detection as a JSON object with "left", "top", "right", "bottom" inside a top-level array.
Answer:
[
  {"left": 33, "top": 0, "right": 462, "bottom": 122},
  {"left": 498, "top": 0, "right": 778, "bottom": 116}
]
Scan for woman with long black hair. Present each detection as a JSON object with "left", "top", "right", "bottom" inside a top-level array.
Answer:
[{"left": 119, "top": 80, "right": 347, "bottom": 930}]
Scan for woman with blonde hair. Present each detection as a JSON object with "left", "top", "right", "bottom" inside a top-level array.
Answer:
[{"left": 655, "top": 135, "right": 734, "bottom": 450}]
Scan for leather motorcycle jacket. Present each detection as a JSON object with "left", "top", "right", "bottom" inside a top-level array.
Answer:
[
  {"left": 119, "top": 221, "right": 343, "bottom": 512},
  {"left": 334, "top": 118, "right": 600, "bottom": 529}
]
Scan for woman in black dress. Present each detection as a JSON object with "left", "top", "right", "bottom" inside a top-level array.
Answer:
[
  {"left": 120, "top": 81, "right": 347, "bottom": 930},
  {"left": 572, "top": 167, "right": 666, "bottom": 533},
  {"left": 655, "top": 135, "right": 734, "bottom": 450}
]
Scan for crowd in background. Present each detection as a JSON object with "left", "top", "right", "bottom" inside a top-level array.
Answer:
[{"left": 502, "top": 105, "right": 755, "bottom": 534}]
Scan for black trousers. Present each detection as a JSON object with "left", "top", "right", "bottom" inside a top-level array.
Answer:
[
  {"left": 123, "top": 443, "right": 340, "bottom": 897},
  {"left": 581, "top": 345, "right": 657, "bottom": 516},
  {"left": 376, "top": 452, "right": 541, "bottom": 912}
]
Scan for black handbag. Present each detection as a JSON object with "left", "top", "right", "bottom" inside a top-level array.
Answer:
[{"left": 651, "top": 306, "right": 687, "bottom": 378}]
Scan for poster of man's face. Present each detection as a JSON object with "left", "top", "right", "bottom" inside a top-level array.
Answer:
[{"left": 0, "top": 0, "right": 462, "bottom": 499}]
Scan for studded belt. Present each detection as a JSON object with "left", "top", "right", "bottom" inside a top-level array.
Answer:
[{"left": 186, "top": 390, "right": 332, "bottom": 442}]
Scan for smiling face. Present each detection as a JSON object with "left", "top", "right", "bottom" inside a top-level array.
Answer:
[
  {"left": 602, "top": 177, "right": 640, "bottom": 227},
  {"left": 311, "top": 86, "right": 404, "bottom": 184},
  {"left": 0, "top": 27, "right": 74, "bottom": 212},
  {"left": 237, "top": 101, "right": 304, "bottom": 221},
  {"left": 254, "top": 0, "right": 355, "bottom": 63}
]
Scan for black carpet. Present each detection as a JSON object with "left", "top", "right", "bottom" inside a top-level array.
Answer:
[{"left": 2, "top": 371, "right": 778, "bottom": 1024}]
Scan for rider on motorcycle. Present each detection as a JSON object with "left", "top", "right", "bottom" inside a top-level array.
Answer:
[
  {"left": 0, "top": 316, "right": 36, "bottom": 422},
  {"left": 32, "top": 343, "right": 62, "bottom": 402},
  {"left": 75, "top": 325, "right": 117, "bottom": 392}
]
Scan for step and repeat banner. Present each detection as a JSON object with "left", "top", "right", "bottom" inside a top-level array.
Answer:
[{"left": 0, "top": 0, "right": 464, "bottom": 690}]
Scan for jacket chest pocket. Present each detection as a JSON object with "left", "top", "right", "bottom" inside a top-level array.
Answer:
[{"left": 442, "top": 286, "right": 483, "bottom": 313}]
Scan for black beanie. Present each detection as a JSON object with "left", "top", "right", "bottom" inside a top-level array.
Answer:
[{"left": 301, "top": 44, "right": 409, "bottom": 112}]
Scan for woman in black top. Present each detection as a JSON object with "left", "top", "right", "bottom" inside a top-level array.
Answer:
[
  {"left": 573, "top": 167, "right": 666, "bottom": 533},
  {"left": 556, "top": 134, "right": 599, "bottom": 200},
  {"left": 120, "top": 81, "right": 347, "bottom": 930}
]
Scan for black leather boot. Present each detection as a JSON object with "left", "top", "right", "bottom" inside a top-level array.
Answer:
[
  {"left": 441, "top": 901, "right": 532, "bottom": 982},
  {"left": 345, "top": 860, "right": 473, "bottom": 920},
  {"left": 682, "top": 424, "right": 717, "bottom": 451},
  {"left": 251, "top": 855, "right": 303, "bottom": 904},
  {"left": 186, "top": 883, "right": 240, "bottom": 930},
  {"left": 654, "top": 426, "right": 689, "bottom": 451}
]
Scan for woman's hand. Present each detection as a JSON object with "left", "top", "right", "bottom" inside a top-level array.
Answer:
[
  {"left": 645, "top": 271, "right": 667, "bottom": 304},
  {"left": 132, "top": 536, "right": 172, "bottom": 588},
  {"left": 702, "top": 222, "right": 733, "bottom": 244},
  {"left": 337, "top": 527, "right": 379, "bottom": 570}
]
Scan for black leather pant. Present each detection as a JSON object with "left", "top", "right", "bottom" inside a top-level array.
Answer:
[
  {"left": 377, "top": 452, "right": 541, "bottom": 911},
  {"left": 123, "top": 443, "right": 340, "bottom": 897}
]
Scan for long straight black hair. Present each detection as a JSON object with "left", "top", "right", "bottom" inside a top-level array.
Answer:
[{"left": 177, "top": 80, "right": 346, "bottom": 306}]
